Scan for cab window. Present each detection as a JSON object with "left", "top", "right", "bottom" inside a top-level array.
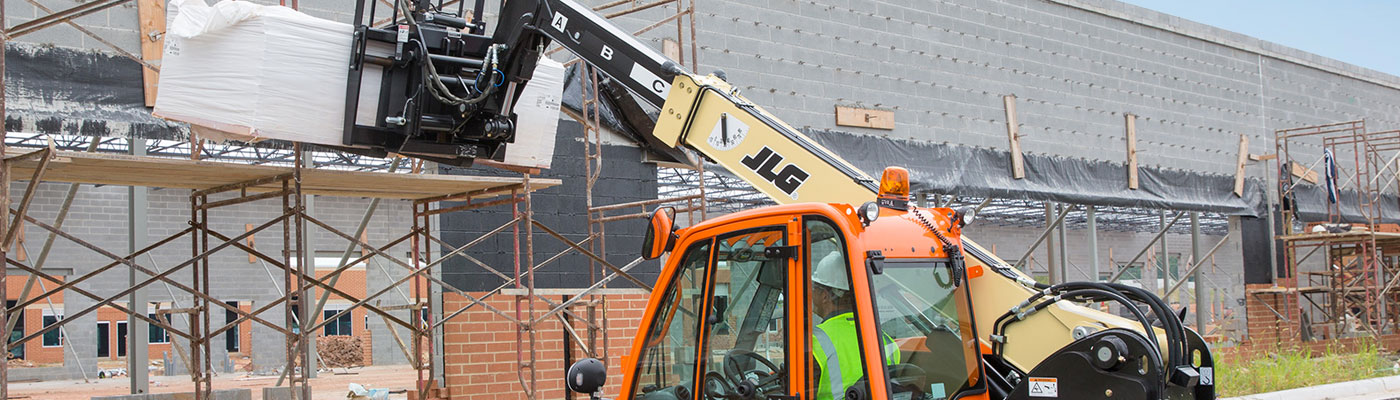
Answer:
[
  {"left": 805, "top": 218, "right": 873, "bottom": 400},
  {"left": 869, "top": 258, "right": 982, "bottom": 400},
  {"left": 632, "top": 240, "right": 712, "bottom": 400},
  {"left": 700, "top": 227, "right": 788, "bottom": 400}
]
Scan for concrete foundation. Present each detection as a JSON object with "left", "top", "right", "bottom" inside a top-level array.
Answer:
[{"left": 90, "top": 388, "right": 251, "bottom": 400}]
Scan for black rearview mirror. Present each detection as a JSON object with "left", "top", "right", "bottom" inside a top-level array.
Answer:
[
  {"left": 707, "top": 296, "right": 728, "bottom": 326},
  {"left": 641, "top": 207, "right": 677, "bottom": 260},
  {"left": 566, "top": 358, "right": 608, "bottom": 397}
]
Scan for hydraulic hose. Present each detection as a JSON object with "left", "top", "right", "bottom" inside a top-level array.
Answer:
[
  {"left": 991, "top": 287, "right": 1158, "bottom": 364},
  {"left": 1040, "top": 281, "right": 1185, "bottom": 369}
]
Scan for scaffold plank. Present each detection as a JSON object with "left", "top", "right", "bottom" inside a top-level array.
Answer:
[{"left": 6, "top": 150, "right": 559, "bottom": 199}]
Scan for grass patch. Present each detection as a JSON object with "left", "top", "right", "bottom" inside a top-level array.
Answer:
[{"left": 1216, "top": 341, "right": 1398, "bottom": 397}]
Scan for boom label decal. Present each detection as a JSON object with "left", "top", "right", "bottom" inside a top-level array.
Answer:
[
  {"left": 740, "top": 146, "right": 810, "bottom": 199},
  {"left": 629, "top": 63, "right": 670, "bottom": 99},
  {"left": 551, "top": 13, "right": 568, "bottom": 32}
]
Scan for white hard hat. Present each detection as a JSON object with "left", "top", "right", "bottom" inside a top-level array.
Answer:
[{"left": 813, "top": 252, "right": 850, "bottom": 292}]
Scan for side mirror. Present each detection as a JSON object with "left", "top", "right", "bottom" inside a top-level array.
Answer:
[
  {"left": 707, "top": 295, "right": 728, "bottom": 326},
  {"left": 641, "top": 207, "right": 677, "bottom": 260},
  {"left": 566, "top": 358, "right": 608, "bottom": 396}
]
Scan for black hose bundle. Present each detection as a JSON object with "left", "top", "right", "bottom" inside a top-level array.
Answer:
[{"left": 990, "top": 280, "right": 1189, "bottom": 375}]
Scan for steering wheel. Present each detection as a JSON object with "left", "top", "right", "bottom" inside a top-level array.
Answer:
[
  {"left": 887, "top": 363, "right": 929, "bottom": 399},
  {"left": 708, "top": 349, "right": 784, "bottom": 399}
]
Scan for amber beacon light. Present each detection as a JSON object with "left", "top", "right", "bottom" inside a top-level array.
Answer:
[{"left": 876, "top": 166, "right": 911, "bottom": 210}]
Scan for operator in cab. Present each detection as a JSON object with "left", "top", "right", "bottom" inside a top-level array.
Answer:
[{"left": 810, "top": 251, "right": 900, "bottom": 400}]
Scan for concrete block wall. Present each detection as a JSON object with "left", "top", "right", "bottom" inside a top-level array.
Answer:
[
  {"left": 438, "top": 121, "right": 661, "bottom": 291},
  {"left": 570, "top": 0, "right": 1400, "bottom": 178}
]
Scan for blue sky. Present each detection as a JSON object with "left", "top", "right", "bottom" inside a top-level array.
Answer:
[{"left": 1118, "top": 0, "right": 1400, "bottom": 77}]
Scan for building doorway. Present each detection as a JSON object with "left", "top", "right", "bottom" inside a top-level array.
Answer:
[
  {"left": 96, "top": 322, "right": 109, "bottom": 358},
  {"left": 116, "top": 321, "right": 127, "bottom": 357},
  {"left": 225, "top": 301, "right": 239, "bottom": 352}
]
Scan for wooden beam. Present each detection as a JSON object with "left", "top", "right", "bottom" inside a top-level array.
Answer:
[
  {"left": 137, "top": 0, "right": 166, "bottom": 107},
  {"left": 1290, "top": 161, "right": 1319, "bottom": 184},
  {"left": 1003, "top": 95, "right": 1025, "bottom": 179},
  {"left": 1234, "top": 134, "right": 1248, "bottom": 197},
  {"left": 1248, "top": 153, "right": 1277, "bottom": 162},
  {"left": 8, "top": 151, "right": 561, "bottom": 200},
  {"left": 1125, "top": 113, "right": 1138, "bottom": 190},
  {"left": 835, "top": 105, "right": 894, "bottom": 130}
]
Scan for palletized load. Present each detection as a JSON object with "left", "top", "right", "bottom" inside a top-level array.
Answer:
[
  {"left": 154, "top": 0, "right": 370, "bottom": 146},
  {"left": 152, "top": 0, "right": 561, "bottom": 168}
]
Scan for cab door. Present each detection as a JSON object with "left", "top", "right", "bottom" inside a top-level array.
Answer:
[
  {"left": 696, "top": 216, "right": 801, "bottom": 400},
  {"left": 625, "top": 237, "right": 714, "bottom": 400}
]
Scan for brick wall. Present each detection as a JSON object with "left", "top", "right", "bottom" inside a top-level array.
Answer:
[
  {"left": 441, "top": 292, "right": 650, "bottom": 400},
  {"left": 1224, "top": 280, "right": 1400, "bottom": 361},
  {"left": 18, "top": 308, "right": 62, "bottom": 365}
]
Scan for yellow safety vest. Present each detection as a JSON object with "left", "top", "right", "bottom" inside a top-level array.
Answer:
[{"left": 811, "top": 312, "right": 901, "bottom": 400}]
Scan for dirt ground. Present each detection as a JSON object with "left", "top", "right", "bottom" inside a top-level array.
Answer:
[{"left": 8, "top": 364, "right": 421, "bottom": 400}]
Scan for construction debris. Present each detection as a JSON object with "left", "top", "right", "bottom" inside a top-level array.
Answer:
[{"left": 316, "top": 336, "right": 365, "bottom": 368}]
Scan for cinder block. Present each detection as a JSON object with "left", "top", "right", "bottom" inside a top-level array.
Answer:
[
  {"left": 261, "top": 387, "right": 311, "bottom": 400},
  {"left": 11, "top": 22, "right": 86, "bottom": 48},
  {"left": 92, "top": 389, "right": 250, "bottom": 400}
]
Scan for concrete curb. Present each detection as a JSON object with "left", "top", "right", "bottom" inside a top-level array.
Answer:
[{"left": 1224, "top": 375, "right": 1400, "bottom": 400}]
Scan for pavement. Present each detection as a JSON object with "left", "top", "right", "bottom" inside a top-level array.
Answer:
[
  {"left": 7, "top": 364, "right": 419, "bottom": 400},
  {"left": 1226, "top": 375, "right": 1400, "bottom": 400}
]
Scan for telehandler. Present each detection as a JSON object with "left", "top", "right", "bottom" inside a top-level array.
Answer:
[{"left": 341, "top": 0, "right": 1216, "bottom": 398}]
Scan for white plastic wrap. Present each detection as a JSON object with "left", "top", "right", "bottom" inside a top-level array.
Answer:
[
  {"left": 502, "top": 58, "right": 564, "bottom": 169},
  {"left": 153, "top": 0, "right": 377, "bottom": 146},
  {"left": 154, "top": 0, "right": 560, "bottom": 170}
]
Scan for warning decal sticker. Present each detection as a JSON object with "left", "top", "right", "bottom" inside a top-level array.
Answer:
[{"left": 1028, "top": 377, "right": 1058, "bottom": 398}]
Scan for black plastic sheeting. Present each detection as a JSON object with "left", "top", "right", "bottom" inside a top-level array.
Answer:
[
  {"left": 560, "top": 63, "right": 628, "bottom": 134},
  {"left": 804, "top": 129, "right": 1268, "bottom": 216},
  {"left": 1287, "top": 183, "right": 1400, "bottom": 224},
  {"left": 556, "top": 58, "right": 1397, "bottom": 221},
  {"left": 565, "top": 61, "right": 1272, "bottom": 216}
]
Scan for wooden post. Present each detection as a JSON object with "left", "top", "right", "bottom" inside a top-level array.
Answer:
[
  {"left": 1125, "top": 113, "right": 1138, "bottom": 189},
  {"left": 1234, "top": 134, "right": 1249, "bottom": 197},
  {"left": 10, "top": 225, "right": 24, "bottom": 262},
  {"left": 662, "top": 38, "right": 681, "bottom": 62},
  {"left": 1004, "top": 95, "right": 1025, "bottom": 179},
  {"left": 137, "top": 0, "right": 166, "bottom": 107},
  {"left": 246, "top": 224, "right": 256, "bottom": 263}
]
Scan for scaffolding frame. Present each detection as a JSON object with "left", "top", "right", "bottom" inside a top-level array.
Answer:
[
  {"left": 0, "top": 141, "right": 575, "bottom": 400},
  {"left": 1272, "top": 120, "right": 1400, "bottom": 341}
]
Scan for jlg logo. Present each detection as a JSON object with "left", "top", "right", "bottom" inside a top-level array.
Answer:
[{"left": 740, "top": 146, "right": 810, "bottom": 199}]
